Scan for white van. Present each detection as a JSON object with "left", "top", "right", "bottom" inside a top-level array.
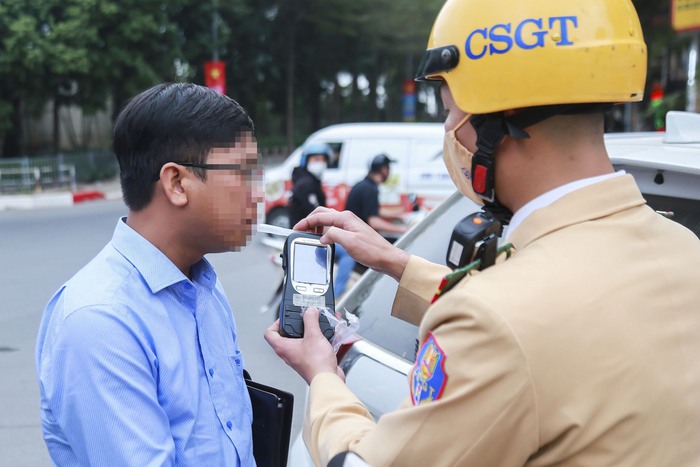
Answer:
[{"left": 263, "top": 122, "right": 451, "bottom": 228}]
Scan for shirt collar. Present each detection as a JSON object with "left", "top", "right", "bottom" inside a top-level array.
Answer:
[
  {"left": 504, "top": 171, "right": 626, "bottom": 242},
  {"left": 111, "top": 217, "right": 217, "bottom": 293}
]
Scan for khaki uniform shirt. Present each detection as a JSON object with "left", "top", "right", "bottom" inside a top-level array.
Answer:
[{"left": 304, "top": 175, "right": 700, "bottom": 466}]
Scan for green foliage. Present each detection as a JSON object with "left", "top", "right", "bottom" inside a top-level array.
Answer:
[
  {"left": 1, "top": 0, "right": 685, "bottom": 156},
  {"left": 0, "top": 0, "right": 444, "bottom": 154}
]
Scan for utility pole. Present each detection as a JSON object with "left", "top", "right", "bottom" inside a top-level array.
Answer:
[
  {"left": 212, "top": 0, "right": 219, "bottom": 61},
  {"left": 205, "top": 0, "right": 226, "bottom": 95},
  {"left": 687, "top": 32, "right": 698, "bottom": 112}
]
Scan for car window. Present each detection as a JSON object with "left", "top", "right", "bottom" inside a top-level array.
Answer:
[
  {"left": 612, "top": 162, "right": 700, "bottom": 237},
  {"left": 325, "top": 142, "right": 343, "bottom": 169},
  {"left": 643, "top": 194, "right": 700, "bottom": 237}
]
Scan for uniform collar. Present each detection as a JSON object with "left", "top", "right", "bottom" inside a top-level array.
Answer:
[
  {"left": 506, "top": 171, "right": 625, "bottom": 240},
  {"left": 111, "top": 217, "right": 217, "bottom": 293},
  {"left": 507, "top": 174, "right": 646, "bottom": 250}
]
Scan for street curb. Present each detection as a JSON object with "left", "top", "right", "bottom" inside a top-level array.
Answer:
[
  {"left": 73, "top": 190, "right": 106, "bottom": 203},
  {"left": 0, "top": 188, "right": 122, "bottom": 211},
  {"left": 0, "top": 192, "right": 75, "bottom": 210}
]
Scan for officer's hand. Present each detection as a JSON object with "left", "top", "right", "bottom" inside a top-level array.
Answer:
[
  {"left": 294, "top": 207, "right": 410, "bottom": 282},
  {"left": 264, "top": 308, "right": 344, "bottom": 385}
]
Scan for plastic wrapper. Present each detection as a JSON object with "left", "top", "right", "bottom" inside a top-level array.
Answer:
[{"left": 301, "top": 306, "right": 359, "bottom": 353}]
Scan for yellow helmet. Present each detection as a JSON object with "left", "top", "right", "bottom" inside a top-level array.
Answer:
[{"left": 415, "top": 0, "right": 647, "bottom": 114}]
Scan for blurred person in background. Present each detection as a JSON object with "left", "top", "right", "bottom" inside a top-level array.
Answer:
[
  {"left": 335, "top": 153, "right": 409, "bottom": 296},
  {"left": 345, "top": 153, "right": 408, "bottom": 237},
  {"left": 36, "top": 83, "right": 262, "bottom": 466},
  {"left": 289, "top": 142, "right": 333, "bottom": 227},
  {"left": 289, "top": 142, "right": 354, "bottom": 298}
]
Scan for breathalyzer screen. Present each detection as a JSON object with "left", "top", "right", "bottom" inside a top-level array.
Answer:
[{"left": 292, "top": 244, "right": 328, "bottom": 285}]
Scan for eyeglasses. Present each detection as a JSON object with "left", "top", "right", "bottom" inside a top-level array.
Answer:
[
  {"left": 152, "top": 161, "right": 261, "bottom": 181},
  {"left": 176, "top": 162, "right": 247, "bottom": 171}
]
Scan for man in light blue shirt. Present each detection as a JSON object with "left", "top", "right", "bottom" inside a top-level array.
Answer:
[{"left": 36, "top": 83, "right": 263, "bottom": 466}]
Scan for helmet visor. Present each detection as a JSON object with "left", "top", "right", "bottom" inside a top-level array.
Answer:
[{"left": 415, "top": 45, "right": 460, "bottom": 81}]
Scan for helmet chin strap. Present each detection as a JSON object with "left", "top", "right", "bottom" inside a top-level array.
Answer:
[
  {"left": 469, "top": 113, "right": 527, "bottom": 226},
  {"left": 469, "top": 103, "right": 611, "bottom": 226}
]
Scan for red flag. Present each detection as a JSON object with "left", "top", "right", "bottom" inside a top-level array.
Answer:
[{"left": 205, "top": 61, "right": 226, "bottom": 95}]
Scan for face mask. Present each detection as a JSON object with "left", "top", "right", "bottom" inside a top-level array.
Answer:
[
  {"left": 443, "top": 114, "right": 484, "bottom": 206},
  {"left": 306, "top": 161, "right": 326, "bottom": 178}
]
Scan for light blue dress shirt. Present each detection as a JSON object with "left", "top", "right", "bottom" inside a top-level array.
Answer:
[{"left": 36, "top": 218, "right": 255, "bottom": 466}]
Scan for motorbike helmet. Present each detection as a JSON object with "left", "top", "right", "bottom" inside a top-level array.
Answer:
[
  {"left": 300, "top": 142, "right": 333, "bottom": 168},
  {"left": 414, "top": 0, "right": 647, "bottom": 217},
  {"left": 415, "top": 0, "right": 647, "bottom": 114}
]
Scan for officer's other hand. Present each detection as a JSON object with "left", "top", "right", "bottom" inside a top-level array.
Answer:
[
  {"left": 294, "top": 207, "right": 410, "bottom": 282},
  {"left": 264, "top": 308, "right": 343, "bottom": 385}
]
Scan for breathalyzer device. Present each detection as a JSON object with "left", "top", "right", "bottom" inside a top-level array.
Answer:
[{"left": 279, "top": 232, "right": 335, "bottom": 340}]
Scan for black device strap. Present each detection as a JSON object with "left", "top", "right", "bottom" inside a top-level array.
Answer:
[{"left": 470, "top": 114, "right": 525, "bottom": 225}]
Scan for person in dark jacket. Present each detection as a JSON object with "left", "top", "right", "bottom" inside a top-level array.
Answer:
[
  {"left": 289, "top": 142, "right": 353, "bottom": 297},
  {"left": 289, "top": 142, "right": 332, "bottom": 227}
]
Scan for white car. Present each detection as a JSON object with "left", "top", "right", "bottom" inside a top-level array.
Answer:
[{"left": 287, "top": 111, "right": 700, "bottom": 466}]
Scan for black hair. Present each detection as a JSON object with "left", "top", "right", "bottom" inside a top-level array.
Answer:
[{"left": 113, "top": 82, "right": 255, "bottom": 211}]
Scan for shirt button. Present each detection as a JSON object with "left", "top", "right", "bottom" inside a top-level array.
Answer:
[
  {"left": 226, "top": 421, "right": 233, "bottom": 430},
  {"left": 209, "top": 368, "right": 214, "bottom": 377}
]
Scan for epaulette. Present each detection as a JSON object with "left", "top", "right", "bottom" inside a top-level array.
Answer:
[{"left": 431, "top": 243, "right": 514, "bottom": 304}]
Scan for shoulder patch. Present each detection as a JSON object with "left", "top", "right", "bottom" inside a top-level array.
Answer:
[{"left": 410, "top": 333, "right": 448, "bottom": 405}]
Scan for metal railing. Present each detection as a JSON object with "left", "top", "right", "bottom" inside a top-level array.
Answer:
[
  {"left": 0, "top": 151, "right": 117, "bottom": 194},
  {"left": 0, "top": 163, "right": 76, "bottom": 193}
]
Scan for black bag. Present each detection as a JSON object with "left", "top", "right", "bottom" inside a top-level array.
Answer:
[{"left": 245, "top": 375, "right": 294, "bottom": 467}]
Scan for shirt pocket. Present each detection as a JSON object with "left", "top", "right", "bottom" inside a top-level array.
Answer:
[
  {"left": 228, "top": 349, "right": 244, "bottom": 373},
  {"left": 228, "top": 351, "right": 253, "bottom": 423}
]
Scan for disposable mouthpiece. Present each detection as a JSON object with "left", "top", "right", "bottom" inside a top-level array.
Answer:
[{"left": 257, "top": 223, "right": 296, "bottom": 237}]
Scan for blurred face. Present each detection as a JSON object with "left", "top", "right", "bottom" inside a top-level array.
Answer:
[
  {"left": 194, "top": 132, "right": 263, "bottom": 252},
  {"left": 380, "top": 165, "right": 390, "bottom": 183}
]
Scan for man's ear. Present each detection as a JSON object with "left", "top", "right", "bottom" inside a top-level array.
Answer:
[{"left": 158, "top": 163, "right": 190, "bottom": 207}]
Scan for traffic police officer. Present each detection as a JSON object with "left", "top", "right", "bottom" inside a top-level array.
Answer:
[{"left": 265, "top": 0, "right": 700, "bottom": 466}]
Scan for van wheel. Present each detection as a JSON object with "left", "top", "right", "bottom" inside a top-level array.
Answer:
[{"left": 266, "top": 207, "right": 291, "bottom": 229}]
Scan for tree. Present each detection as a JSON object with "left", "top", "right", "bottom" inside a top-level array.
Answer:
[
  {"left": 0, "top": 0, "right": 97, "bottom": 155},
  {"left": 250, "top": 0, "right": 444, "bottom": 146},
  {"left": 84, "top": 0, "right": 184, "bottom": 120},
  {"left": 0, "top": 0, "right": 184, "bottom": 157},
  {"left": 2, "top": 0, "right": 694, "bottom": 157}
]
